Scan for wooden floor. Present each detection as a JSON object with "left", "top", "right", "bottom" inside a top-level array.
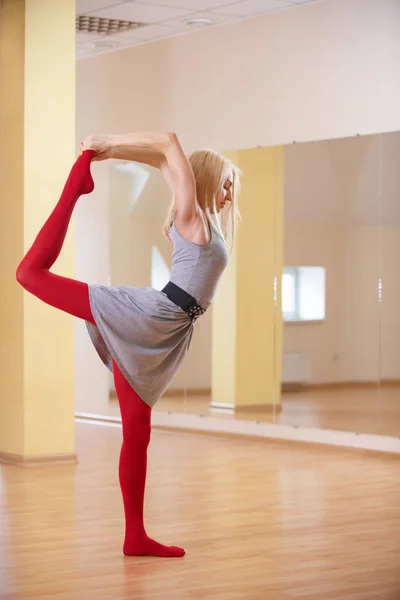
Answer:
[
  {"left": 155, "top": 385, "right": 400, "bottom": 436},
  {"left": 1, "top": 422, "right": 399, "bottom": 600}
]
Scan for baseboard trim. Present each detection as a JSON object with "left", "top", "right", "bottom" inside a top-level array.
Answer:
[
  {"left": 209, "top": 402, "right": 282, "bottom": 414},
  {"left": 75, "top": 412, "right": 400, "bottom": 456},
  {"left": 152, "top": 426, "right": 400, "bottom": 460},
  {"left": 75, "top": 412, "right": 122, "bottom": 426},
  {"left": 0, "top": 451, "right": 78, "bottom": 467},
  {"left": 151, "top": 412, "right": 400, "bottom": 456},
  {"left": 209, "top": 402, "right": 235, "bottom": 413}
]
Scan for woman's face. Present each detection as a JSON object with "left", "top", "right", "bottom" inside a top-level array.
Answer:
[{"left": 216, "top": 171, "right": 233, "bottom": 212}]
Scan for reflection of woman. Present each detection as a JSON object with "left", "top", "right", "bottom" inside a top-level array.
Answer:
[{"left": 16, "top": 132, "right": 241, "bottom": 557}]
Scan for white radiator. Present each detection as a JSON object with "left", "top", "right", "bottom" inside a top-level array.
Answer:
[{"left": 282, "top": 353, "right": 312, "bottom": 384}]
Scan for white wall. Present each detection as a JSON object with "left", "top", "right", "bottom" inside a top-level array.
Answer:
[
  {"left": 76, "top": 0, "right": 400, "bottom": 150},
  {"left": 75, "top": 0, "right": 400, "bottom": 414}
]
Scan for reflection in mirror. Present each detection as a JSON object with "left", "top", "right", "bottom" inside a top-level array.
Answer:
[
  {"left": 380, "top": 131, "right": 400, "bottom": 436},
  {"left": 107, "top": 145, "right": 283, "bottom": 422},
  {"left": 278, "top": 133, "right": 386, "bottom": 434},
  {"left": 106, "top": 134, "right": 400, "bottom": 438}
]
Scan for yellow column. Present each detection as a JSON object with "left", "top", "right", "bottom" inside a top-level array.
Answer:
[
  {"left": 212, "top": 146, "right": 284, "bottom": 412},
  {"left": 0, "top": 0, "right": 77, "bottom": 464}
]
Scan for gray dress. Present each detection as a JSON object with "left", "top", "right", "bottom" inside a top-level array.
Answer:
[{"left": 86, "top": 220, "right": 228, "bottom": 408}]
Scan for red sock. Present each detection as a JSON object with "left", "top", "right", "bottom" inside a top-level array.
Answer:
[
  {"left": 16, "top": 151, "right": 96, "bottom": 323},
  {"left": 113, "top": 360, "right": 185, "bottom": 558}
]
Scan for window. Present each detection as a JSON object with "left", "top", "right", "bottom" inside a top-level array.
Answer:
[{"left": 282, "top": 267, "right": 326, "bottom": 322}]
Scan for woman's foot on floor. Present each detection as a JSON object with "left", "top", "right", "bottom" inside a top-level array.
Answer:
[{"left": 123, "top": 534, "right": 185, "bottom": 558}]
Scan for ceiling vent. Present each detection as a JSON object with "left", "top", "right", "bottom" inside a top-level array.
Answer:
[{"left": 76, "top": 14, "right": 145, "bottom": 35}]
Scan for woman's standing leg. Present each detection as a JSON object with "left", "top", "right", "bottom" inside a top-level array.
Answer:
[
  {"left": 16, "top": 150, "right": 96, "bottom": 323},
  {"left": 112, "top": 359, "right": 185, "bottom": 557}
]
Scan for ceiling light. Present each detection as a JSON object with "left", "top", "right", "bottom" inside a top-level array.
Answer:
[{"left": 76, "top": 15, "right": 144, "bottom": 35}]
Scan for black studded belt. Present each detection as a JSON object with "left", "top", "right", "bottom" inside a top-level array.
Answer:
[{"left": 161, "top": 281, "right": 206, "bottom": 323}]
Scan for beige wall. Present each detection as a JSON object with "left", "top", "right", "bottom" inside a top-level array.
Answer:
[{"left": 75, "top": 0, "right": 400, "bottom": 414}]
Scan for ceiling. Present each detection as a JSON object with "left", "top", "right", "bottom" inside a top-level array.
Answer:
[{"left": 76, "top": 0, "right": 318, "bottom": 58}]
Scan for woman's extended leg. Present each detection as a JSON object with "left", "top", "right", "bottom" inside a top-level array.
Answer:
[
  {"left": 113, "top": 359, "right": 185, "bottom": 558},
  {"left": 16, "top": 150, "right": 96, "bottom": 324}
]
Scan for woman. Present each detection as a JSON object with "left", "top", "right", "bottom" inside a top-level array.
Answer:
[{"left": 16, "top": 131, "right": 241, "bottom": 558}]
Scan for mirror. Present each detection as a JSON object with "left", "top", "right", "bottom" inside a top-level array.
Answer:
[
  {"left": 105, "top": 132, "right": 400, "bottom": 440},
  {"left": 379, "top": 131, "right": 400, "bottom": 436},
  {"left": 278, "top": 133, "right": 390, "bottom": 435}
]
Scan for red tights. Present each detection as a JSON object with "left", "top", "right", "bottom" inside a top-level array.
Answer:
[{"left": 16, "top": 152, "right": 184, "bottom": 558}]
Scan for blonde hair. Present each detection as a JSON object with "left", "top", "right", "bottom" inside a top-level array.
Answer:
[{"left": 162, "top": 148, "right": 241, "bottom": 246}]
